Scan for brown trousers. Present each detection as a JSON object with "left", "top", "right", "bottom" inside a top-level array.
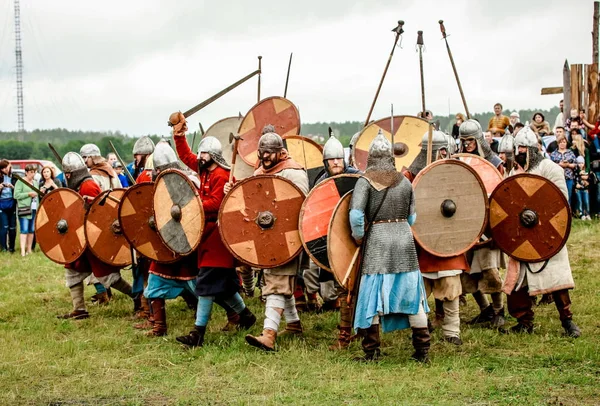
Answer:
[{"left": 507, "top": 288, "right": 573, "bottom": 327}]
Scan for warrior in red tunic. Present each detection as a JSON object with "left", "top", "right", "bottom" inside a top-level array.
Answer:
[{"left": 171, "top": 113, "right": 256, "bottom": 347}]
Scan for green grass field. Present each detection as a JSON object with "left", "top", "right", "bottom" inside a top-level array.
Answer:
[{"left": 1, "top": 221, "right": 599, "bottom": 405}]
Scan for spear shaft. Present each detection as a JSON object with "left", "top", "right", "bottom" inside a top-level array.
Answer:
[{"left": 439, "top": 20, "right": 470, "bottom": 119}]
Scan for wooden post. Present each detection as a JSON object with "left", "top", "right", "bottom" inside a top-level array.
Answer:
[
  {"left": 594, "top": 2, "right": 599, "bottom": 65},
  {"left": 570, "top": 64, "right": 583, "bottom": 112},
  {"left": 588, "top": 63, "right": 599, "bottom": 121},
  {"left": 563, "top": 60, "right": 571, "bottom": 117}
]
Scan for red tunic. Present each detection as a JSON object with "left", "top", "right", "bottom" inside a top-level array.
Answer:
[
  {"left": 66, "top": 179, "right": 122, "bottom": 277},
  {"left": 135, "top": 170, "right": 152, "bottom": 184},
  {"left": 174, "top": 135, "right": 235, "bottom": 268}
]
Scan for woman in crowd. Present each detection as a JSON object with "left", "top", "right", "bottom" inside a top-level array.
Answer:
[
  {"left": 0, "top": 159, "right": 17, "bottom": 253},
  {"left": 39, "top": 165, "right": 62, "bottom": 195},
  {"left": 452, "top": 113, "right": 466, "bottom": 140},
  {"left": 530, "top": 112, "right": 551, "bottom": 136},
  {"left": 14, "top": 164, "right": 39, "bottom": 256},
  {"left": 550, "top": 134, "right": 577, "bottom": 208}
]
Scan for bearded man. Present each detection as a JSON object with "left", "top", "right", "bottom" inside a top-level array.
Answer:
[{"left": 503, "top": 126, "right": 581, "bottom": 337}]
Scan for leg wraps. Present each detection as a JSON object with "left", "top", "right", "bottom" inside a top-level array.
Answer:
[
  {"left": 224, "top": 292, "right": 246, "bottom": 314},
  {"left": 239, "top": 265, "right": 255, "bottom": 296},
  {"left": 70, "top": 282, "right": 86, "bottom": 311},
  {"left": 472, "top": 290, "right": 490, "bottom": 310},
  {"left": 339, "top": 295, "right": 353, "bottom": 328},
  {"left": 195, "top": 296, "right": 215, "bottom": 327},
  {"left": 552, "top": 289, "right": 573, "bottom": 321},
  {"left": 408, "top": 302, "right": 428, "bottom": 328},
  {"left": 264, "top": 295, "right": 285, "bottom": 331},
  {"left": 110, "top": 277, "right": 133, "bottom": 297},
  {"left": 441, "top": 298, "right": 460, "bottom": 338},
  {"left": 491, "top": 292, "right": 504, "bottom": 313},
  {"left": 283, "top": 296, "right": 300, "bottom": 324}
]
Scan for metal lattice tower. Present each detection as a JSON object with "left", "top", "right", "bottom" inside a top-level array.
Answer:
[{"left": 14, "top": 0, "right": 24, "bottom": 132}]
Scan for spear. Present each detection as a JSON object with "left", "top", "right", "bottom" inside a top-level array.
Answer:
[
  {"left": 284, "top": 52, "right": 293, "bottom": 98},
  {"left": 417, "top": 30, "right": 433, "bottom": 165},
  {"left": 439, "top": 20, "right": 470, "bottom": 119},
  {"left": 364, "top": 20, "right": 405, "bottom": 127},
  {"left": 257, "top": 56, "right": 262, "bottom": 102}
]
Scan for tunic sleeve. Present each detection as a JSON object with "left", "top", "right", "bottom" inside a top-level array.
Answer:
[
  {"left": 173, "top": 135, "right": 198, "bottom": 171},
  {"left": 349, "top": 177, "right": 370, "bottom": 240}
]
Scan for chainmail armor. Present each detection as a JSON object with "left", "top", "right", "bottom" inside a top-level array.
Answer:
[{"left": 67, "top": 167, "right": 92, "bottom": 191}]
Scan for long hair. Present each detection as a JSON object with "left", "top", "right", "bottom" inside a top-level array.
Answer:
[
  {"left": 0, "top": 159, "right": 11, "bottom": 176},
  {"left": 571, "top": 131, "right": 586, "bottom": 157}
]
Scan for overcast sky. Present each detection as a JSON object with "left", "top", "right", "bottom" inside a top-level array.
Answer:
[{"left": 0, "top": 0, "right": 593, "bottom": 136}]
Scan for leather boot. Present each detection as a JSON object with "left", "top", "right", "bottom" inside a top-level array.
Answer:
[
  {"left": 146, "top": 299, "right": 167, "bottom": 337},
  {"left": 236, "top": 307, "right": 257, "bottom": 331},
  {"left": 561, "top": 319, "right": 581, "bottom": 338},
  {"left": 134, "top": 303, "right": 154, "bottom": 329},
  {"left": 467, "top": 304, "right": 495, "bottom": 325},
  {"left": 354, "top": 324, "right": 381, "bottom": 361},
  {"left": 132, "top": 294, "right": 142, "bottom": 314},
  {"left": 134, "top": 295, "right": 151, "bottom": 320},
  {"left": 57, "top": 309, "right": 89, "bottom": 320},
  {"left": 322, "top": 298, "right": 341, "bottom": 312},
  {"left": 306, "top": 293, "right": 322, "bottom": 313},
  {"left": 246, "top": 329, "right": 277, "bottom": 351},
  {"left": 278, "top": 320, "right": 303, "bottom": 337},
  {"left": 491, "top": 308, "right": 506, "bottom": 329},
  {"left": 294, "top": 285, "right": 307, "bottom": 312},
  {"left": 220, "top": 309, "right": 241, "bottom": 332},
  {"left": 91, "top": 291, "right": 110, "bottom": 306},
  {"left": 411, "top": 327, "right": 431, "bottom": 363},
  {"left": 176, "top": 325, "right": 206, "bottom": 347},
  {"left": 329, "top": 326, "right": 352, "bottom": 351},
  {"left": 506, "top": 288, "right": 534, "bottom": 332}
]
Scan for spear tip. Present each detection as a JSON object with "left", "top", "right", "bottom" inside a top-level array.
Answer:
[{"left": 438, "top": 19, "right": 444, "bottom": 24}]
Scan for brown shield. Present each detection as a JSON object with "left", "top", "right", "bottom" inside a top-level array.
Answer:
[
  {"left": 412, "top": 160, "right": 489, "bottom": 257},
  {"left": 490, "top": 173, "right": 571, "bottom": 262},
  {"left": 237, "top": 97, "right": 301, "bottom": 167},
  {"left": 118, "top": 183, "right": 180, "bottom": 263},
  {"left": 299, "top": 174, "right": 361, "bottom": 271},
  {"left": 85, "top": 189, "right": 132, "bottom": 267},
  {"left": 454, "top": 153, "right": 503, "bottom": 195},
  {"left": 35, "top": 188, "right": 86, "bottom": 264},
  {"left": 204, "top": 116, "right": 255, "bottom": 180},
  {"left": 219, "top": 175, "right": 305, "bottom": 268},
  {"left": 283, "top": 135, "right": 325, "bottom": 186},
  {"left": 153, "top": 169, "right": 204, "bottom": 256},
  {"left": 327, "top": 191, "right": 360, "bottom": 289},
  {"left": 352, "top": 115, "right": 428, "bottom": 172}
]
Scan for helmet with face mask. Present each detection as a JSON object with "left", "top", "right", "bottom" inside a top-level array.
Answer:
[
  {"left": 62, "top": 152, "right": 91, "bottom": 190},
  {"left": 498, "top": 134, "right": 515, "bottom": 171},
  {"left": 513, "top": 126, "right": 544, "bottom": 171}
]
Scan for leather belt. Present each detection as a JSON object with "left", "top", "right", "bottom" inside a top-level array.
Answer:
[{"left": 372, "top": 218, "right": 406, "bottom": 224}]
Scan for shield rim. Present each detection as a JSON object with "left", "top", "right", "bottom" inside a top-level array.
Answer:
[
  {"left": 85, "top": 188, "right": 133, "bottom": 267},
  {"left": 351, "top": 115, "right": 429, "bottom": 172},
  {"left": 412, "top": 159, "right": 489, "bottom": 257},
  {"left": 118, "top": 182, "right": 180, "bottom": 264},
  {"left": 152, "top": 168, "right": 204, "bottom": 256},
  {"left": 489, "top": 172, "right": 571, "bottom": 262},
  {"left": 453, "top": 153, "right": 503, "bottom": 193},
  {"left": 299, "top": 173, "right": 361, "bottom": 271},
  {"left": 237, "top": 96, "right": 301, "bottom": 167},
  {"left": 326, "top": 191, "right": 360, "bottom": 287},
  {"left": 218, "top": 174, "right": 306, "bottom": 268},
  {"left": 35, "top": 188, "right": 87, "bottom": 265}
]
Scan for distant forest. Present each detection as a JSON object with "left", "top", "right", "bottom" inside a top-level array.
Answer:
[{"left": 0, "top": 107, "right": 561, "bottom": 165}]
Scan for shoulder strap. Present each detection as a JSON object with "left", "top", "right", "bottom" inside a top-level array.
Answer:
[{"left": 368, "top": 186, "right": 390, "bottom": 227}]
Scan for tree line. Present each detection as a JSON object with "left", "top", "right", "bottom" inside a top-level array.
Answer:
[{"left": 0, "top": 106, "right": 561, "bottom": 164}]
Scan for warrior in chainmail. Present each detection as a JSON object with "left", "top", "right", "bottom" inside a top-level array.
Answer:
[
  {"left": 457, "top": 120, "right": 507, "bottom": 329},
  {"left": 497, "top": 133, "right": 515, "bottom": 176},
  {"left": 167, "top": 115, "right": 256, "bottom": 346},
  {"left": 502, "top": 126, "right": 580, "bottom": 337},
  {"left": 404, "top": 130, "right": 470, "bottom": 346},
  {"left": 58, "top": 152, "right": 136, "bottom": 319},
  {"left": 349, "top": 130, "right": 431, "bottom": 362},
  {"left": 80, "top": 143, "right": 122, "bottom": 190},
  {"left": 130, "top": 136, "right": 155, "bottom": 181}
]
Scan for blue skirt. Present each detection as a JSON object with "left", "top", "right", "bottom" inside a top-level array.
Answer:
[
  {"left": 353, "top": 271, "right": 429, "bottom": 333},
  {"left": 144, "top": 274, "right": 196, "bottom": 300}
]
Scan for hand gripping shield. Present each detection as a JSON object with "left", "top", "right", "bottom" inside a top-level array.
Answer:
[
  {"left": 118, "top": 183, "right": 180, "bottom": 263},
  {"left": 352, "top": 115, "right": 428, "bottom": 172},
  {"left": 85, "top": 189, "right": 132, "bottom": 267},
  {"left": 237, "top": 96, "right": 301, "bottom": 167},
  {"left": 490, "top": 173, "right": 571, "bottom": 262},
  {"left": 35, "top": 188, "right": 87, "bottom": 264},
  {"left": 153, "top": 169, "right": 204, "bottom": 256},
  {"left": 299, "top": 174, "right": 360, "bottom": 271},
  {"left": 412, "top": 160, "right": 489, "bottom": 257},
  {"left": 218, "top": 175, "right": 305, "bottom": 268}
]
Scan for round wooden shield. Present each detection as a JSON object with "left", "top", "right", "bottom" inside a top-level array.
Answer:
[
  {"left": 218, "top": 175, "right": 305, "bottom": 268},
  {"left": 35, "top": 188, "right": 86, "bottom": 264},
  {"left": 454, "top": 153, "right": 503, "bottom": 196},
  {"left": 299, "top": 174, "right": 360, "bottom": 271},
  {"left": 118, "top": 183, "right": 180, "bottom": 263},
  {"left": 412, "top": 160, "right": 489, "bottom": 257},
  {"left": 489, "top": 173, "right": 571, "bottom": 262},
  {"left": 283, "top": 135, "right": 325, "bottom": 186},
  {"left": 204, "top": 116, "right": 244, "bottom": 164},
  {"left": 153, "top": 169, "right": 204, "bottom": 256},
  {"left": 237, "top": 97, "right": 301, "bottom": 167},
  {"left": 352, "top": 115, "right": 428, "bottom": 172},
  {"left": 85, "top": 189, "right": 132, "bottom": 267},
  {"left": 327, "top": 191, "right": 360, "bottom": 288}
]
